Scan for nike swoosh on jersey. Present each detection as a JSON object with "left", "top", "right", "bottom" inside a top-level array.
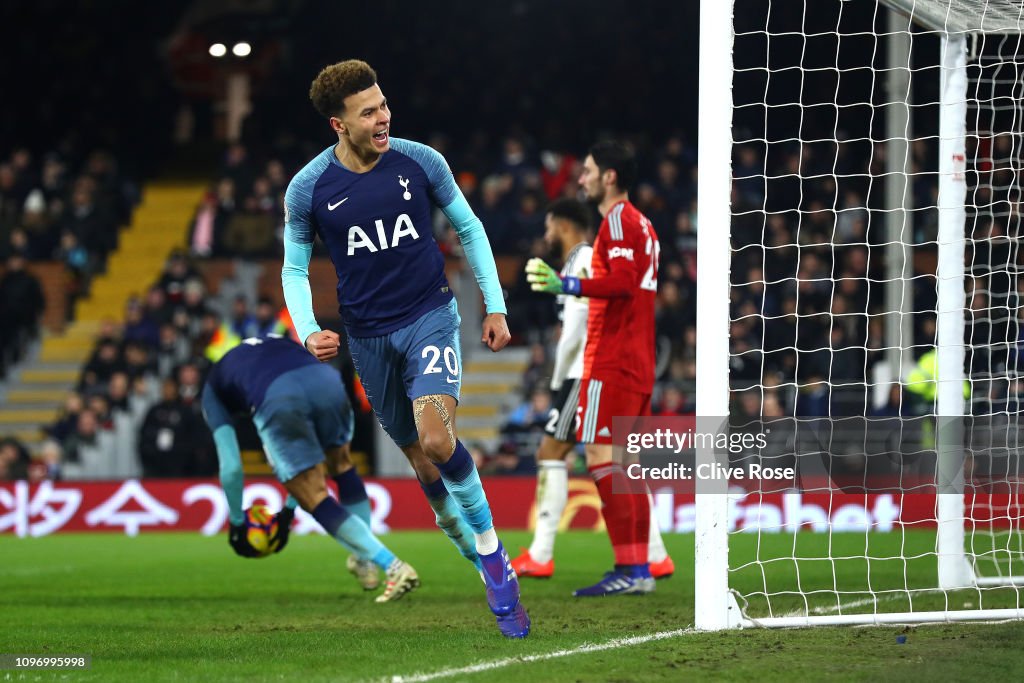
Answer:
[
  {"left": 328, "top": 197, "right": 349, "bottom": 211},
  {"left": 446, "top": 377, "right": 459, "bottom": 384}
]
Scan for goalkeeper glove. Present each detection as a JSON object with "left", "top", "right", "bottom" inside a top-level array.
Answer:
[
  {"left": 228, "top": 523, "right": 261, "bottom": 559},
  {"left": 526, "top": 258, "right": 563, "bottom": 294},
  {"left": 270, "top": 506, "right": 295, "bottom": 554}
]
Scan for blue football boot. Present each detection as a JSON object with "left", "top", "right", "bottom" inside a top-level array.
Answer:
[
  {"left": 479, "top": 541, "right": 520, "bottom": 615},
  {"left": 479, "top": 541, "right": 531, "bottom": 638},
  {"left": 573, "top": 566, "right": 655, "bottom": 597}
]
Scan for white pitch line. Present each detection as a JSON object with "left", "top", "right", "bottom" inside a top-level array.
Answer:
[
  {"left": 810, "top": 595, "right": 893, "bottom": 615},
  {"left": 778, "top": 588, "right": 950, "bottom": 619},
  {"left": 386, "top": 628, "right": 693, "bottom": 683}
]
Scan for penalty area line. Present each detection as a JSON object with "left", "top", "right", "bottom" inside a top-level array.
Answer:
[{"left": 386, "top": 627, "right": 694, "bottom": 683}]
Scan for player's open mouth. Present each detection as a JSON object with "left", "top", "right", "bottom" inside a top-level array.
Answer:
[{"left": 373, "top": 129, "right": 389, "bottom": 145}]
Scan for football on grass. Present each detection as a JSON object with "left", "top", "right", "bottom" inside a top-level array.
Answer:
[{"left": 245, "top": 504, "right": 280, "bottom": 557}]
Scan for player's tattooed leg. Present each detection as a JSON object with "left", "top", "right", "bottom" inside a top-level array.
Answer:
[{"left": 414, "top": 394, "right": 457, "bottom": 455}]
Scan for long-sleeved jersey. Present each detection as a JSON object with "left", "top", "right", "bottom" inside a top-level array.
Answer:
[
  {"left": 282, "top": 138, "right": 505, "bottom": 339},
  {"left": 579, "top": 200, "right": 659, "bottom": 395},
  {"left": 551, "top": 242, "right": 592, "bottom": 390}
]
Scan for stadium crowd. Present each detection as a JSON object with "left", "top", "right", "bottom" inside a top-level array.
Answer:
[
  {"left": 0, "top": 130, "right": 700, "bottom": 480},
  {"left": 5, "top": 124, "right": 1017, "bottom": 481},
  {"left": 0, "top": 148, "right": 138, "bottom": 378}
]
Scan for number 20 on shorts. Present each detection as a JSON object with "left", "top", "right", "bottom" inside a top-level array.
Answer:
[{"left": 421, "top": 345, "right": 459, "bottom": 379}]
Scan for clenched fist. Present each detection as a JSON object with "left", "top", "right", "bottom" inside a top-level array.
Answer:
[{"left": 305, "top": 330, "right": 340, "bottom": 361}]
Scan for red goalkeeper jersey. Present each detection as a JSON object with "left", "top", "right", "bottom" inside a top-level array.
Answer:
[{"left": 579, "top": 200, "right": 660, "bottom": 394}]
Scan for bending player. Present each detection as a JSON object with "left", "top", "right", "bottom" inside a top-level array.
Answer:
[
  {"left": 281, "top": 59, "right": 528, "bottom": 637},
  {"left": 526, "top": 140, "right": 662, "bottom": 596},
  {"left": 202, "top": 334, "right": 419, "bottom": 602},
  {"left": 512, "top": 199, "right": 674, "bottom": 581}
]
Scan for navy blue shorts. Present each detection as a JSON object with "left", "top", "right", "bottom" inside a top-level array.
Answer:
[
  {"left": 347, "top": 299, "right": 462, "bottom": 447},
  {"left": 253, "top": 365, "right": 354, "bottom": 482}
]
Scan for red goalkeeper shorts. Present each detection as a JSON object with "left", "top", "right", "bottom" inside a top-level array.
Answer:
[{"left": 576, "top": 377, "right": 651, "bottom": 445}]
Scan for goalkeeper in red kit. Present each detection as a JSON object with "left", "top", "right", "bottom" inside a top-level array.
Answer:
[{"left": 525, "top": 139, "right": 663, "bottom": 596}]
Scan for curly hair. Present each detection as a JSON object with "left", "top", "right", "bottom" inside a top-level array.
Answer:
[
  {"left": 309, "top": 60, "right": 378, "bottom": 119},
  {"left": 547, "top": 198, "right": 591, "bottom": 231}
]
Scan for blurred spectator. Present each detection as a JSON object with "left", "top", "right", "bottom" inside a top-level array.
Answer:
[
  {"left": 223, "top": 207, "right": 275, "bottom": 257},
  {"left": 656, "top": 281, "right": 689, "bottom": 349},
  {"left": 222, "top": 144, "right": 254, "bottom": 194},
  {"left": 228, "top": 295, "right": 257, "bottom": 339},
  {"left": 252, "top": 297, "right": 280, "bottom": 337},
  {"left": 539, "top": 149, "right": 578, "bottom": 200},
  {"left": 497, "top": 136, "right": 540, "bottom": 191},
  {"left": 265, "top": 160, "right": 288, "bottom": 195},
  {"left": 634, "top": 182, "right": 670, "bottom": 233},
  {"left": 0, "top": 438, "right": 31, "bottom": 481},
  {"left": 872, "top": 384, "right": 911, "bottom": 418},
  {"left": 245, "top": 176, "right": 277, "bottom": 215},
  {"left": 106, "top": 372, "right": 132, "bottom": 413},
  {"left": 79, "top": 339, "right": 124, "bottom": 393},
  {"left": 507, "top": 239, "right": 560, "bottom": 343},
  {"left": 654, "top": 158, "right": 686, "bottom": 216},
  {"left": 30, "top": 440, "right": 63, "bottom": 482},
  {"left": 176, "top": 362, "right": 204, "bottom": 408},
  {"left": 139, "top": 378, "right": 204, "bottom": 477},
  {"left": 191, "top": 312, "right": 222, "bottom": 358},
  {"left": 87, "top": 394, "right": 114, "bottom": 430},
  {"left": 795, "top": 375, "right": 830, "bottom": 417},
  {"left": 177, "top": 278, "right": 212, "bottom": 337},
  {"left": 0, "top": 252, "right": 45, "bottom": 374},
  {"left": 123, "top": 340, "right": 157, "bottom": 381},
  {"left": 59, "top": 181, "right": 116, "bottom": 264},
  {"left": 504, "top": 388, "right": 552, "bottom": 429},
  {"left": 22, "top": 189, "right": 57, "bottom": 259},
  {"left": 143, "top": 284, "right": 173, "bottom": 328},
  {"left": 47, "top": 392, "right": 85, "bottom": 444},
  {"left": 63, "top": 409, "right": 100, "bottom": 465},
  {"left": 157, "top": 250, "right": 199, "bottom": 305},
  {"left": 654, "top": 385, "right": 690, "bottom": 416},
  {"left": 39, "top": 155, "right": 68, "bottom": 206},
  {"left": 480, "top": 439, "right": 537, "bottom": 476},
  {"left": 474, "top": 175, "right": 514, "bottom": 253},
  {"left": 0, "top": 164, "right": 21, "bottom": 237},
  {"left": 123, "top": 296, "right": 160, "bottom": 348},
  {"left": 508, "top": 190, "right": 545, "bottom": 254},
  {"left": 466, "top": 442, "right": 488, "bottom": 469},
  {"left": 188, "top": 190, "right": 219, "bottom": 257},
  {"left": 155, "top": 324, "right": 190, "bottom": 378},
  {"left": 519, "top": 343, "right": 551, "bottom": 398},
  {"left": 53, "top": 229, "right": 91, "bottom": 315}
]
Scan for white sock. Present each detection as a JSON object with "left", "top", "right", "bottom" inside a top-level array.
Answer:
[
  {"left": 647, "top": 492, "right": 668, "bottom": 563},
  {"left": 475, "top": 528, "right": 499, "bottom": 555},
  {"left": 528, "top": 461, "right": 568, "bottom": 563}
]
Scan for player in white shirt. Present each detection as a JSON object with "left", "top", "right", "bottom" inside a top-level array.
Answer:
[{"left": 511, "top": 199, "right": 673, "bottom": 579}]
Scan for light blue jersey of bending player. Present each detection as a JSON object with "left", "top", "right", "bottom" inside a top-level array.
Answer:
[{"left": 281, "top": 137, "right": 505, "bottom": 340}]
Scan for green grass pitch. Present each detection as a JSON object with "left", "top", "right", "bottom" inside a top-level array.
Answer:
[{"left": 2, "top": 531, "right": 1023, "bottom": 681}]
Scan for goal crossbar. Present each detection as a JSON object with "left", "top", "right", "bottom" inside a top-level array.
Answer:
[{"left": 880, "top": 0, "right": 1024, "bottom": 33}]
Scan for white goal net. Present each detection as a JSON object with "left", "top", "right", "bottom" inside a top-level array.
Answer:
[{"left": 695, "top": 0, "right": 1024, "bottom": 628}]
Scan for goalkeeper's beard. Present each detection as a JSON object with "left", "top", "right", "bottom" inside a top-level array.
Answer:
[{"left": 580, "top": 186, "right": 604, "bottom": 206}]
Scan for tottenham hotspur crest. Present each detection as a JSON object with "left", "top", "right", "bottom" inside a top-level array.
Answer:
[{"left": 398, "top": 175, "right": 411, "bottom": 200}]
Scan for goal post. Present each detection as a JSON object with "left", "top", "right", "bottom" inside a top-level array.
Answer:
[
  {"left": 935, "top": 26, "right": 973, "bottom": 591},
  {"left": 695, "top": 0, "right": 1024, "bottom": 629},
  {"left": 696, "top": 0, "right": 743, "bottom": 631}
]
